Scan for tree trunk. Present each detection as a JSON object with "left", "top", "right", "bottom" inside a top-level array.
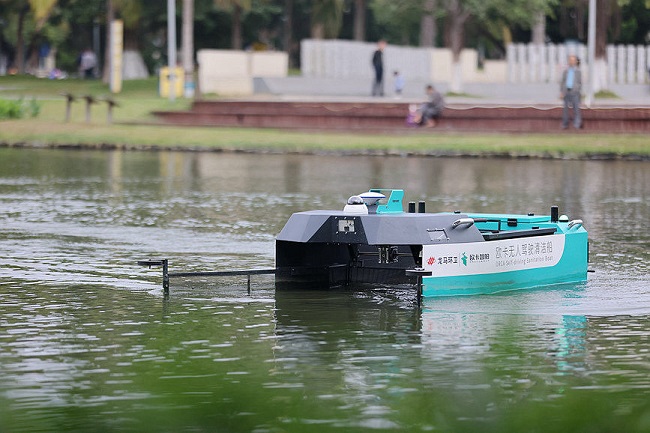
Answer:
[
  {"left": 182, "top": 0, "right": 194, "bottom": 96},
  {"left": 283, "top": 0, "right": 294, "bottom": 66},
  {"left": 16, "top": 6, "right": 28, "bottom": 73},
  {"left": 419, "top": 0, "right": 436, "bottom": 47},
  {"left": 353, "top": 0, "right": 365, "bottom": 41},
  {"left": 531, "top": 10, "right": 545, "bottom": 44},
  {"left": 103, "top": 0, "right": 114, "bottom": 83},
  {"left": 445, "top": 0, "right": 468, "bottom": 93},
  {"left": 311, "top": 22, "right": 324, "bottom": 39},
  {"left": 593, "top": 0, "right": 617, "bottom": 91},
  {"left": 232, "top": 4, "right": 242, "bottom": 50}
]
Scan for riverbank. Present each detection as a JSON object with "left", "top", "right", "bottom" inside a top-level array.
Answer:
[
  {"left": 2, "top": 126, "right": 648, "bottom": 160},
  {"left": 1, "top": 76, "right": 649, "bottom": 160}
]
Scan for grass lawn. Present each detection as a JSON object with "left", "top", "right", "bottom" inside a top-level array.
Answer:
[{"left": 1, "top": 75, "right": 649, "bottom": 159}]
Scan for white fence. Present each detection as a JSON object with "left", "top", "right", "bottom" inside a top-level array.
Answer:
[
  {"left": 300, "top": 39, "right": 650, "bottom": 86},
  {"left": 300, "top": 39, "right": 506, "bottom": 84},
  {"left": 506, "top": 43, "right": 650, "bottom": 84}
]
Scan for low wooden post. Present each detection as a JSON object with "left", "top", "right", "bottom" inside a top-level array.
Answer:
[
  {"left": 101, "top": 97, "right": 119, "bottom": 124},
  {"left": 61, "top": 93, "right": 76, "bottom": 122},
  {"left": 83, "top": 95, "right": 97, "bottom": 123}
]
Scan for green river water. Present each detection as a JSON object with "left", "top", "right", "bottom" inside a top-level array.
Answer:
[{"left": 0, "top": 148, "right": 648, "bottom": 432}]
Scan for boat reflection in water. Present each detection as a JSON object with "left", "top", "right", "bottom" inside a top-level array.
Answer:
[{"left": 272, "top": 283, "right": 593, "bottom": 397}]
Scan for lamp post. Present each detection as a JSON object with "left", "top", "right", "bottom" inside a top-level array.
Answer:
[
  {"left": 586, "top": 0, "right": 596, "bottom": 107},
  {"left": 93, "top": 17, "right": 101, "bottom": 78},
  {"left": 0, "top": 19, "right": 5, "bottom": 76},
  {"left": 182, "top": 0, "right": 194, "bottom": 98},
  {"left": 167, "top": 0, "right": 177, "bottom": 102}
]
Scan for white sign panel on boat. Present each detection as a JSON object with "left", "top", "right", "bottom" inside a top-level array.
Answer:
[{"left": 422, "top": 234, "right": 565, "bottom": 277}]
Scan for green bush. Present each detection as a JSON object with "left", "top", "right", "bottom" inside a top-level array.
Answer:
[{"left": 0, "top": 98, "right": 41, "bottom": 120}]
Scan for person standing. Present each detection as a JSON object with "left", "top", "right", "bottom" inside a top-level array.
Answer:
[
  {"left": 393, "top": 70, "right": 405, "bottom": 98},
  {"left": 79, "top": 48, "right": 97, "bottom": 79},
  {"left": 560, "top": 55, "right": 582, "bottom": 129},
  {"left": 371, "top": 40, "right": 386, "bottom": 97}
]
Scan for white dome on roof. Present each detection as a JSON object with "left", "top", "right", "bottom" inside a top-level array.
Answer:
[{"left": 359, "top": 191, "right": 385, "bottom": 206}]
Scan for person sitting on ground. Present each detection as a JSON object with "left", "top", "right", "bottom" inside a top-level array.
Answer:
[{"left": 415, "top": 85, "right": 444, "bottom": 127}]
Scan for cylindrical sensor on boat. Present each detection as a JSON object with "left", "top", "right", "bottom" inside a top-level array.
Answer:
[
  {"left": 551, "top": 206, "right": 559, "bottom": 222},
  {"left": 408, "top": 202, "right": 416, "bottom": 213},
  {"left": 418, "top": 201, "right": 426, "bottom": 213}
]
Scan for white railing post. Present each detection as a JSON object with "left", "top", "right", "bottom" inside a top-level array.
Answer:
[
  {"left": 636, "top": 45, "right": 645, "bottom": 84},
  {"left": 548, "top": 44, "right": 558, "bottom": 83},
  {"left": 617, "top": 45, "right": 626, "bottom": 84},
  {"left": 539, "top": 44, "right": 548, "bottom": 82},
  {"left": 606, "top": 45, "right": 615, "bottom": 86},
  {"left": 626, "top": 45, "right": 636, "bottom": 84},
  {"left": 517, "top": 43, "right": 527, "bottom": 83},
  {"left": 506, "top": 43, "right": 516, "bottom": 83},
  {"left": 528, "top": 44, "right": 537, "bottom": 82}
]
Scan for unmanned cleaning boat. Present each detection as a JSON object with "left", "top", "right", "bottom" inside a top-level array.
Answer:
[{"left": 275, "top": 189, "right": 589, "bottom": 297}]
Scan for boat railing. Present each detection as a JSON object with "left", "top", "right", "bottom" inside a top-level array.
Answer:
[
  {"left": 482, "top": 227, "right": 557, "bottom": 241},
  {"left": 568, "top": 219, "right": 583, "bottom": 229}
]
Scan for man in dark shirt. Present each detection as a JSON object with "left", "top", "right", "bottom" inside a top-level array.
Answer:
[{"left": 371, "top": 40, "right": 386, "bottom": 97}]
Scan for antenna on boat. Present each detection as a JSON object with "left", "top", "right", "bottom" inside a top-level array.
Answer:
[{"left": 551, "top": 206, "right": 559, "bottom": 223}]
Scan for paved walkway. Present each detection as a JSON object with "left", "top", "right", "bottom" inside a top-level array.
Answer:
[{"left": 254, "top": 77, "right": 650, "bottom": 107}]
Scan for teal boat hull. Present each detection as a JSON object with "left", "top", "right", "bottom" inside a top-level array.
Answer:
[{"left": 421, "top": 215, "right": 588, "bottom": 297}]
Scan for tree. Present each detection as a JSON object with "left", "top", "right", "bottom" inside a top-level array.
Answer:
[
  {"left": 440, "top": 0, "right": 554, "bottom": 92},
  {"left": 102, "top": 0, "right": 114, "bottom": 83},
  {"left": 551, "top": 0, "right": 636, "bottom": 92},
  {"left": 442, "top": 0, "right": 470, "bottom": 92},
  {"left": 593, "top": 0, "right": 620, "bottom": 92},
  {"left": 11, "top": 0, "right": 58, "bottom": 73},
  {"left": 531, "top": 10, "right": 546, "bottom": 44},
  {"left": 353, "top": 0, "right": 366, "bottom": 41},
  {"left": 311, "top": 0, "right": 344, "bottom": 39},
  {"left": 214, "top": 0, "right": 252, "bottom": 49},
  {"left": 15, "top": 4, "right": 29, "bottom": 73},
  {"left": 370, "top": 0, "right": 423, "bottom": 45},
  {"left": 419, "top": 0, "right": 437, "bottom": 47},
  {"left": 29, "top": 0, "right": 58, "bottom": 31}
]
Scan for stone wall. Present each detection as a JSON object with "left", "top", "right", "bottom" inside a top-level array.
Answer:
[{"left": 197, "top": 49, "right": 288, "bottom": 96}]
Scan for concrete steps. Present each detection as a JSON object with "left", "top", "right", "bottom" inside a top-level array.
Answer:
[{"left": 152, "top": 100, "right": 650, "bottom": 133}]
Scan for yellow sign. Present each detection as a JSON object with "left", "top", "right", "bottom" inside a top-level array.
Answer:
[
  {"left": 110, "top": 20, "right": 123, "bottom": 94},
  {"left": 159, "top": 67, "right": 184, "bottom": 98}
]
